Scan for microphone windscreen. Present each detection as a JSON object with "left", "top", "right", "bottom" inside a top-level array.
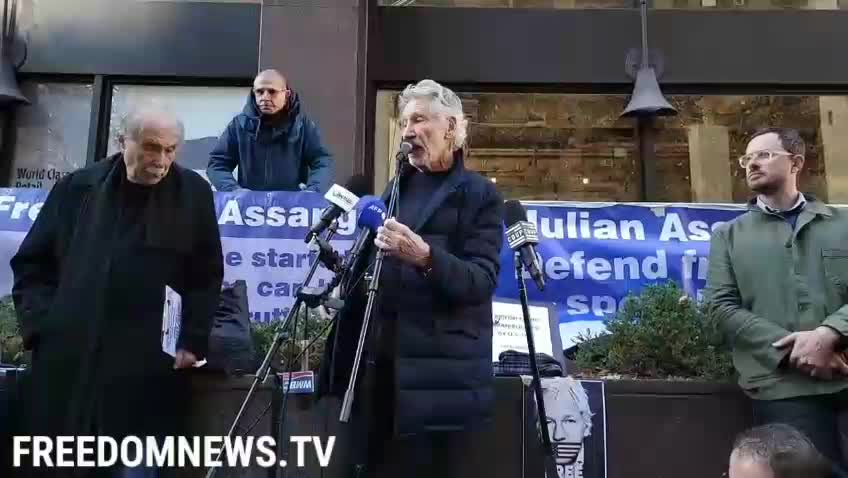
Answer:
[
  {"left": 357, "top": 197, "right": 388, "bottom": 232},
  {"left": 399, "top": 142, "right": 413, "bottom": 155},
  {"left": 503, "top": 199, "right": 527, "bottom": 227},
  {"left": 345, "top": 174, "right": 372, "bottom": 197}
]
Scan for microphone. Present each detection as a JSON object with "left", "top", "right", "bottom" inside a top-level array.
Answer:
[
  {"left": 503, "top": 200, "right": 545, "bottom": 291},
  {"left": 342, "top": 196, "right": 388, "bottom": 281},
  {"left": 306, "top": 174, "right": 371, "bottom": 243},
  {"left": 396, "top": 141, "right": 413, "bottom": 160},
  {"left": 394, "top": 142, "right": 414, "bottom": 181}
]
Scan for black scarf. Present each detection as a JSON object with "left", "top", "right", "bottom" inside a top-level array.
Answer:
[
  {"left": 60, "top": 154, "right": 195, "bottom": 434},
  {"left": 78, "top": 153, "right": 194, "bottom": 255}
]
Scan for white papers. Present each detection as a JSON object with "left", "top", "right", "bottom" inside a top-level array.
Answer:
[
  {"left": 161, "top": 285, "right": 206, "bottom": 368},
  {"left": 491, "top": 301, "right": 554, "bottom": 362}
]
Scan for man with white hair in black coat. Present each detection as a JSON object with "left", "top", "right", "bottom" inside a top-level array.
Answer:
[
  {"left": 8, "top": 103, "right": 224, "bottom": 478},
  {"left": 317, "top": 79, "right": 504, "bottom": 478}
]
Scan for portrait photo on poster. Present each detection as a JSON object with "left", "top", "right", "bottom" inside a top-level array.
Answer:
[{"left": 537, "top": 377, "right": 607, "bottom": 478}]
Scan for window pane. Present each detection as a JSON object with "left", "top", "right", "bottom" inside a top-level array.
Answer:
[
  {"left": 375, "top": 91, "right": 842, "bottom": 203},
  {"left": 108, "top": 84, "right": 246, "bottom": 181},
  {"left": 380, "top": 0, "right": 847, "bottom": 8},
  {"left": 134, "top": 0, "right": 260, "bottom": 3},
  {"left": 375, "top": 92, "right": 648, "bottom": 201},
  {"left": 7, "top": 82, "right": 94, "bottom": 188},
  {"left": 465, "top": 94, "right": 643, "bottom": 201},
  {"left": 664, "top": 95, "right": 829, "bottom": 202}
]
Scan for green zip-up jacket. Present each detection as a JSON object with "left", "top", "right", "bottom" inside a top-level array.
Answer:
[{"left": 705, "top": 197, "right": 848, "bottom": 401}]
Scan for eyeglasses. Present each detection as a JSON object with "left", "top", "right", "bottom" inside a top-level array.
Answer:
[
  {"left": 253, "top": 88, "right": 284, "bottom": 97},
  {"left": 738, "top": 150, "right": 797, "bottom": 168}
]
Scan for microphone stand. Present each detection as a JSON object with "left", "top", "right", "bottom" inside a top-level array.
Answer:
[
  {"left": 274, "top": 233, "right": 349, "bottom": 478},
  {"left": 515, "top": 251, "right": 560, "bottom": 478},
  {"left": 205, "top": 223, "right": 345, "bottom": 478},
  {"left": 339, "top": 154, "right": 405, "bottom": 422}
]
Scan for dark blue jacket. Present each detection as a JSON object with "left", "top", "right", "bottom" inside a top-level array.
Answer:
[
  {"left": 318, "top": 152, "right": 504, "bottom": 439},
  {"left": 206, "top": 90, "right": 334, "bottom": 193}
]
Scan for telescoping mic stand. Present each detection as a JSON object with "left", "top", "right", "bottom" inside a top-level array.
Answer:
[
  {"left": 515, "top": 256, "right": 560, "bottom": 478},
  {"left": 338, "top": 141, "right": 412, "bottom": 423},
  {"left": 503, "top": 199, "right": 559, "bottom": 478},
  {"left": 205, "top": 222, "right": 347, "bottom": 478}
]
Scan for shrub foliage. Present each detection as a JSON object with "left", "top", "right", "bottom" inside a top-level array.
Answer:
[{"left": 573, "top": 282, "right": 734, "bottom": 380}]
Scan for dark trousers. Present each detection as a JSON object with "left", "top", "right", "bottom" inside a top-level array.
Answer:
[
  {"left": 368, "top": 431, "right": 471, "bottom": 478},
  {"left": 752, "top": 391, "right": 848, "bottom": 474}
]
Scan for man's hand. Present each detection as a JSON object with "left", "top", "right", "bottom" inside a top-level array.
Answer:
[
  {"left": 374, "top": 218, "right": 431, "bottom": 269},
  {"left": 174, "top": 349, "right": 198, "bottom": 369},
  {"left": 773, "top": 326, "right": 844, "bottom": 379}
]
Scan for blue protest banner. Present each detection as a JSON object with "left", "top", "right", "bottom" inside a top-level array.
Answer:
[
  {"left": 0, "top": 188, "right": 752, "bottom": 348},
  {"left": 496, "top": 201, "right": 747, "bottom": 346}
]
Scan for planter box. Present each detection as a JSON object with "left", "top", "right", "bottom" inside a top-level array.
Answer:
[
  {"left": 603, "top": 379, "right": 752, "bottom": 478},
  {"left": 2, "top": 371, "right": 752, "bottom": 477},
  {"left": 177, "top": 375, "right": 752, "bottom": 478}
]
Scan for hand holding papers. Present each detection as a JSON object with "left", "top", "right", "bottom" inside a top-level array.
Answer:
[{"left": 162, "top": 285, "right": 206, "bottom": 368}]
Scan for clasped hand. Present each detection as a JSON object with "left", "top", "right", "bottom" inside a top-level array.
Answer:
[
  {"left": 374, "top": 218, "right": 431, "bottom": 269},
  {"left": 773, "top": 326, "right": 848, "bottom": 380}
]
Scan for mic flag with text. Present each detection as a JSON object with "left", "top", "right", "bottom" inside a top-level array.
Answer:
[
  {"left": 306, "top": 174, "right": 370, "bottom": 242},
  {"left": 504, "top": 199, "right": 546, "bottom": 291}
]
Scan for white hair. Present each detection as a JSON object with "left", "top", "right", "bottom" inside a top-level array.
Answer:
[
  {"left": 120, "top": 100, "right": 185, "bottom": 143},
  {"left": 398, "top": 79, "right": 468, "bottom": 150},
  {"left": 541, "top": 376, "right": 594, "bottom": 438}
]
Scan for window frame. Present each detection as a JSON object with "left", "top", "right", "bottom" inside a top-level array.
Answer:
[
  {"left": 0, "top": 74, "right": 96, "bottom": 188},
  {"left": 0, "top": 74, "right": 253, "bottom": 188}
]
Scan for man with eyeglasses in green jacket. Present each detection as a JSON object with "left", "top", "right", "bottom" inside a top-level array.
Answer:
[{"left": 706, "top": 127, "right": 848, "bottom": 474}]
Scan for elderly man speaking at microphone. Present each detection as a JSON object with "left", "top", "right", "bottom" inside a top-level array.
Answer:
[{"left": 317, "top": 79, "right": 504, "bottom": 477}]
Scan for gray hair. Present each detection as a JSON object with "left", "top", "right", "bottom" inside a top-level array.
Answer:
[
  {"left": 398, "top": 79, "right": 468, "bottom": 150},
  {"left": 120, "top": 101, "right": 185, "bottom": 143},
  {"left": 731, "top": 424, "right": 832, "bottom": 478}
]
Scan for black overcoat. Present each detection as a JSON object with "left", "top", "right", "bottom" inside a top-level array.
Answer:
[
  {"left": 7, "top": 155, "right": 223, "bottom": 475},
  {"left": 318, "top": 154, "right": 504, "bottom": 439}
]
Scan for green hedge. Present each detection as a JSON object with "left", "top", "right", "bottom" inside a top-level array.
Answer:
[
  {"left": 2, "top": 283, "right": 735, "bottom": 381},
  {"left": 0, "top": 295, "right": 24, "bottom": 366},
  {"left": 251, "top": 304, "right": 332, "bottom": 372},
  {"left": 573, "top": 282, "right": 734, "bottom": 381}
]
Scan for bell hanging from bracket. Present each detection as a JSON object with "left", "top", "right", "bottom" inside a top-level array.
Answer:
[{"left": 620, "top": 0, "right": 675, "bottom": 118}]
